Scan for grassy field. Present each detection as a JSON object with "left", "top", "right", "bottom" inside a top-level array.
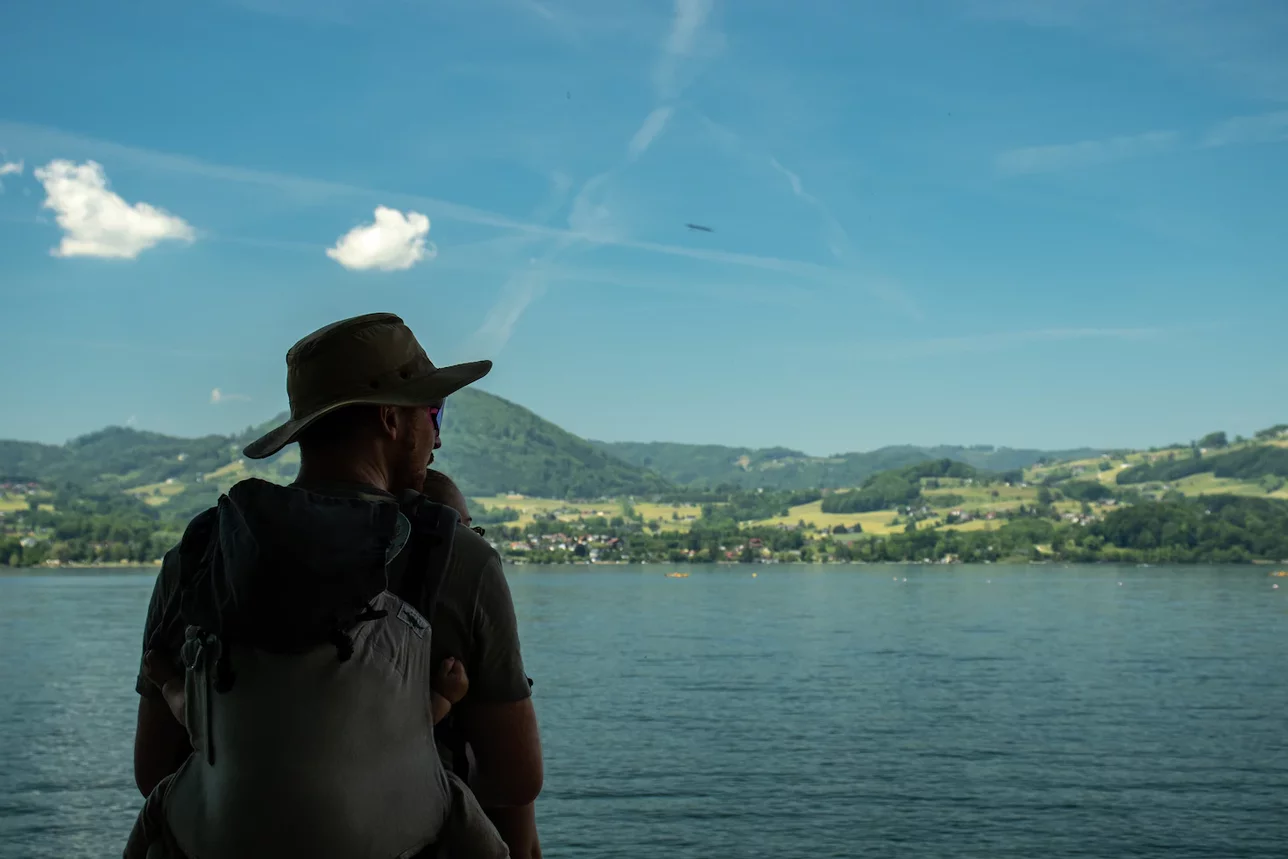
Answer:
[
  {"left": 0, "top": 493, "right": 35, "bottom": 513},
  {"left": 470, "top": 495, "right": 704, "bottom": 529},
  {"left": 205, "top": 461, "right": 248, "bottom": 481},
  {"left": 471, "top": 495, "right": 627, "bottom": 527},
  {"left": 632, "top": 502, "right": 702, "bottom": 531},
  {"left": 748, "top": 502, "right": 906, "bottom": 535},
  {"left": 1169, "top": 472, "right": 1288, "bottom": 499},
  {"left": 125, "top": 480, "right": 188, "bottom": 506}
]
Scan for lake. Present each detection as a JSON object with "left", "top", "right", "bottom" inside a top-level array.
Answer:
[{"left": 0, "top": 564, "right": 1285, "bottom": 858}]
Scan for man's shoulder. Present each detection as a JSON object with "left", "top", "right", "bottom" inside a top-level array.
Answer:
[
  {"left": 450, "top": 520, "right": 494, "bottom": 561},
  {"left": 449, "top": 522, "right": 501, "bottom": 572}
]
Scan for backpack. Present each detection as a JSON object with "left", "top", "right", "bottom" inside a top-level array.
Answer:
[{"left": 161, "top": 478, "right": 460, "bottom": 859}]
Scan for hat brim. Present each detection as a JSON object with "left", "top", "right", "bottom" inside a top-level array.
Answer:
[{"left": 242, "top": 359, "right": 492, "bottom": 460}]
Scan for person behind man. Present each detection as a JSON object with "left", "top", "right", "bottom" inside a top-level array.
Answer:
[
  {"left": 130, "top": 313, "right": 543, "bottom": 858},
  {"left": 424, "top": 468, "right": 476, "bottom": 528},
  {"left": 421, "top": 468, "right": 543, "bottom": 857}
]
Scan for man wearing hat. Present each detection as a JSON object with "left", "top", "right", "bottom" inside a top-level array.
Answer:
[{"left": 130, "top": 313, "right": 544, "bottom": 858}]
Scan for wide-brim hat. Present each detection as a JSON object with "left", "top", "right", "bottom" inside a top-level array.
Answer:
[{"left": 243, "top": 312, "right": 491, "bottom": 460}]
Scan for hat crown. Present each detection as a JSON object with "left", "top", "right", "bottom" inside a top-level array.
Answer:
[{"left": 285, "top": 313, "right": 434, "bottom": 419}]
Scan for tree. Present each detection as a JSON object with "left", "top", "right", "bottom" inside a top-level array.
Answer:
[{"left": 1199, "top": 431, "right": 1228, "bottom": 449}]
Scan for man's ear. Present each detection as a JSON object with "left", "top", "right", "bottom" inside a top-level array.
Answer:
[{"left": 376, "top": 405, "right": 401, "bottom": 441}]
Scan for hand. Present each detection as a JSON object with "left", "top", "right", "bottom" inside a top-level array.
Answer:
[
  {"left": 434, "top": 656, "right": 470, "bottom": 705},
  {"left": 143, "top": 650, "right": 187, "bottom": 728}
]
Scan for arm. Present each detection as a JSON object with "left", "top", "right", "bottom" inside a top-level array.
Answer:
[
  {"left": 459, "top": 554, "right": 544, "bottom": 809},
  {"left": 462, "top": 697, "right": 544, "bottom": 808},
  {"left": 486, "top": 803, "right": 542, "bottom": 859},
  {"left": 134, "top": 695, "right": 191, "bottom": 796},
  {"left": 132, "top": 552, "right": 192, "bottom": 796}
]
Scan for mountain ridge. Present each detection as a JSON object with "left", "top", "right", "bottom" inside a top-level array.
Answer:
[{"left": 589, "top": 439, "right": 1106, "bottom": 490}]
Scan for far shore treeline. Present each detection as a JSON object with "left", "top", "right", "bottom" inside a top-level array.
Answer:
[{"left": 3, "top": 391, "right": 1287, "bottom": 568}]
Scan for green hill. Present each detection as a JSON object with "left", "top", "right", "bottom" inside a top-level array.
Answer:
[
  {"left": 590, "top": 440, "right": 1105, "bottom": 490},
  {"left": 6, "top": 412, "right": 1288, "bottom": 567},
  {"left": 0, "top": 388, "right": 671, "bottom": 519}
]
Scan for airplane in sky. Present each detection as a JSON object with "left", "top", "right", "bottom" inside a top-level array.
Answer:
[{"left": 685, "top": 223, "right": 714, "bottom": 233}]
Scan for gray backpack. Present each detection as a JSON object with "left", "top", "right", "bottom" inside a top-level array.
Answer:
[{"left": 162, "top": 479, "right": 459, "bottom": 859}]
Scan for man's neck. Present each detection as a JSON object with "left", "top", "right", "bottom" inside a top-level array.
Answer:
[{"left": 296, "top": 458, "right": 391, "bottom": 494}]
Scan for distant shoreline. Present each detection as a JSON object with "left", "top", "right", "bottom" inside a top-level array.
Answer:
[{"left": 3, "top": 559, "right": 1284, "bottom": 575}]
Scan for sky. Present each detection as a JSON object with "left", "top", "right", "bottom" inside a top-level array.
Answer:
[{"left": 1, "top": 0, "right": 1286, "bottom": 456}]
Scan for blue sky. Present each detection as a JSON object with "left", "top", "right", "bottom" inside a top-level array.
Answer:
[{"left": 1, "top": 0, "right": 1285, "bottom": 456}]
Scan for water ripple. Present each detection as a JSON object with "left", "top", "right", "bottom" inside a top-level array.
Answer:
[{"left": 1, "top": 565, "right": 1285, "bottom": 858}]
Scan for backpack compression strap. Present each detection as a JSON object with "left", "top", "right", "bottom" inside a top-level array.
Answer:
[{"left": 388, "top": 492, "right": 459, "bottom": 621}]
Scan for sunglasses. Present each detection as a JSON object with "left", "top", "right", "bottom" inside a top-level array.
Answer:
[{"left": 428, "top": 401, "right": 446, "bottom": 449}]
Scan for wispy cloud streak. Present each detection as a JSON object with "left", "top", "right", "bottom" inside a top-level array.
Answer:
[
  {"left": 966, "top": 0, "right": 1288, "bottom": 103},
  {"left": 628, "top": 107, "right": 674, "bottom": 160},
  {"left": 997, "top": 108, "right": 1288, "bottom": 175},
  {"left": 469, "top": 0, "right": 719, "bottom": 349},
  {"left": 1201, "top": 110, "right": 1288, "bottom": 147},
  {"left": 656, "top": 0, "right": 714, "bottom": 100},
  {"left": 872, "top": 327, "right": 1164, "bottom": 359},
  {"left": 996, "top": 131, "right": 1178, "bottom": 175},
  {"left": 693, "top": 112, "right": 921, "bottom": 318}
]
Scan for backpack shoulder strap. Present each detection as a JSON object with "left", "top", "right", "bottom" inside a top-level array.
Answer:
[{"left": 388, "top": 491, "right": 459, "bottom": 619}]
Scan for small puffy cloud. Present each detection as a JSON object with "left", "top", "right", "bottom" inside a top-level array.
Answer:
[
  {"left": 210, "top": 388, "right": 250, "bottom": 405},
  {"left": 326, "top": 206, "right": 435, "bottom": 271},
  {"left": 0, "top": 159, "right": 22, "bottom": 191},
  {"left": 32, "top": 160, "right": 195, "bottom": 259}
]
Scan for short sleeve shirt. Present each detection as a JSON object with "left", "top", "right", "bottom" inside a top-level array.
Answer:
[{"left": 135, "top": 483, "right": 531, "bottom": 707}]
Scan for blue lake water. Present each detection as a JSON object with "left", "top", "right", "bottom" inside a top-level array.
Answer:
[{"left": 1, "top": 564, "right": 1285, "bottom": 858}]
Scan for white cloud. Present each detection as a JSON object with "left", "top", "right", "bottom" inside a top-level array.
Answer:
[
  {"left": 995, "top": 130, "right": 1178, "bottom": 175},
  {"left": 210, "top": 388, "right": 250, "bottom": 405},
  {"left": 627, "top": 106, "right": 674, "bottom": 160},
  {"left": 32, "top": 160, "right": 195, "bottom": 258},
  {"left": 1201, "top": 110, "right": 1288, "bottom": 148},
  {"left": 0, "top": 159, "right": 22, "bottom": 191},
  {"left": 326, "top": 205, "right": 435, "bottom": 271},
  {"left": 3, "top": 121, "right": 848, "bottom": 281}
]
